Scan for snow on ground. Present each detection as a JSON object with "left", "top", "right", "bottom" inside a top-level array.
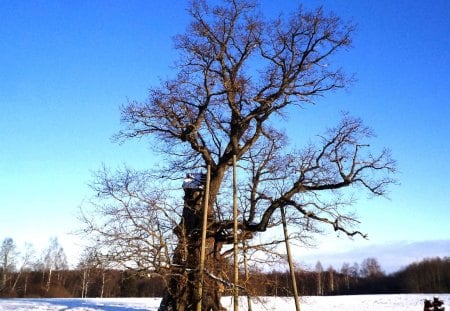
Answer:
[{"left": 0, "top": 294, "right": 448, "bottom": 311}]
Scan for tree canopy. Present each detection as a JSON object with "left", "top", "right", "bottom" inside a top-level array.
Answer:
[{"left": 79, "top": 1, "right": 397, "bottom": 310}]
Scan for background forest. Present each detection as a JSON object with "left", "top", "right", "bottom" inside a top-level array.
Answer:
[{"left": 1, "top": 237, "right": 448, "bottom": 298}]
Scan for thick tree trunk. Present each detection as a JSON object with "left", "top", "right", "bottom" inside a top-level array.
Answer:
[{"left": 159, "top": 174, "right": 226, "bottom": 311}]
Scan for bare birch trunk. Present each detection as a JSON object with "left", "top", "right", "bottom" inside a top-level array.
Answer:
[
  {"left": 100, "top": 271, "right": 105, "bottom": 298},
  {"left": 46, "top": 268, "right": 52, "bottom": 293}
]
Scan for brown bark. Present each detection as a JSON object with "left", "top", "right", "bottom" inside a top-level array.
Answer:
[{"left": 159, "top": 176, "right": 226, "bottom": 311}]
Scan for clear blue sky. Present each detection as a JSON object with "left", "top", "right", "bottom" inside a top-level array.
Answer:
[{"left": 1, "top": 1, "right": 449, "bottom": 270}]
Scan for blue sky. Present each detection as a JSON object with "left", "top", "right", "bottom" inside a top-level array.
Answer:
[{"left": 1, "top": 1, "right": 449, "bottom": 271}]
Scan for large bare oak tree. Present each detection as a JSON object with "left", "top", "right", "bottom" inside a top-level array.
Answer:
[{"left": 79, "top": 1, "right": 396, "bottom": 310}]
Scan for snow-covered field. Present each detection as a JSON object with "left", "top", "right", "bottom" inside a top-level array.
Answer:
[{"left": 0, "top": 294, "right": 448, "bottom": 310}]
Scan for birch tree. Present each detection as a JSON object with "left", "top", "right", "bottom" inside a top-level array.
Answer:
[
  {"left": 0, "top": 238, "right": 17, "bottom": 292},
  {"left": 42, "top": 237, "right": 68, "bottom": 293}
]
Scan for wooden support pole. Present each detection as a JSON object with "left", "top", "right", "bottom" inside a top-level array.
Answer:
[
  {"left": 197, "top": 166, "right": 211, "bottom": 311},
  {"left": 243, "top": 240, "right": 252, "bottom": 311},
  {"left": 281, "top": 206, "right": 301, "bottom": 311},
  {"left": 233, "top": 154, "right": 239, "bottom": 311}
]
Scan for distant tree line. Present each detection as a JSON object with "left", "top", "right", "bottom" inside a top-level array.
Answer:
[
  {"left": 0, "top": 237, "right": 165, "bottom": 298},
  {"left": 262, "top": 256, "right": 450, "bottom": 296},
  {"left": 1, "top": 237, "right": 448, "bottom": 298}
]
